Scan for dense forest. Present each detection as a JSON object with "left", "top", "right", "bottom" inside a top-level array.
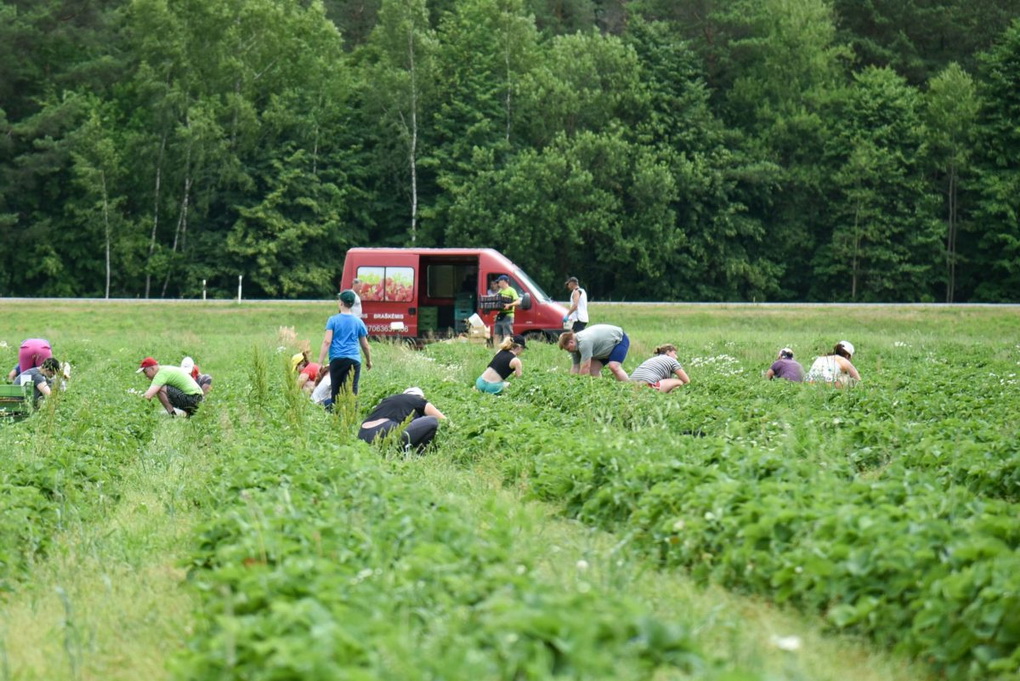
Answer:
[{"left": 1, "top": 0, "right": 1019, "bottom": 302}]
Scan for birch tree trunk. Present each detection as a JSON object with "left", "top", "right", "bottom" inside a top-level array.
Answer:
[{"left": 145, "top": 133, "right": 167, "bottom": 299}]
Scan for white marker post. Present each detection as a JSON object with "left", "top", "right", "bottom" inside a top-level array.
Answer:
[{"left": 237, "top": 275, "right": 243, "bottom": 303}]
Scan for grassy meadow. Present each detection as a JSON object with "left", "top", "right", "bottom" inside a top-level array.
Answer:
[{"left": 2, "top": 300, "right": 1019, "bottom": 681}]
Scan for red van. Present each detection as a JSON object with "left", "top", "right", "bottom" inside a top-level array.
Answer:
[{"left": 340, "top": 248, "right": 569, "bottom": 341}]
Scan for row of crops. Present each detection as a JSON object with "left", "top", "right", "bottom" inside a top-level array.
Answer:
[
  {"left": 3, "top": 316, "right": 1019, "bottom": 680},
  {"left": 488, "top": 346, "right": 1020, "bottom": 680}
]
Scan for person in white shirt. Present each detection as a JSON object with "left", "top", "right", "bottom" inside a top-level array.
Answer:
[
  {"left": 806, "top": 340, "right": 861, "bottom": 387},
  {"left": 563, "top": 276, "right": 589, "bottom": 332},
  {"left": 350, "top": 278, "right": 364, "bottom": 318}
]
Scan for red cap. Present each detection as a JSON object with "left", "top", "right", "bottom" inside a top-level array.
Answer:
[{"left": 136, "top": 357, "right": 158, "bottom": 373}]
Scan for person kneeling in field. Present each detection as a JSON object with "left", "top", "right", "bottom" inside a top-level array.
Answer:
[
  {"left": 806, "top": 341, "right": 861, "bottom": 387},
  {"left": 630, "top": 344, "right": 690, "bottom": 393},
  {"left": 357, "top": 387, "right": 446, "bottom": 454},
  {"left": 558, "top": 323, "right": 630, "bottom": 381},
  {"left": 180, "top": 356, "right": 213, "bottom": 395},
  {"left": 310, "top": 366, "right": 332, "bottom": 407},
  {"left": 137, "top": 357, "right": 204, "bottom": 417},
  {"left": 475, "top": 334, "right": 526, "bottom": 394},
  {"left": 765, "top": 347, "right": 805, "bottom": 382},
  {"left": 17, "top": 357, "right": 61, "bottom": 405}
]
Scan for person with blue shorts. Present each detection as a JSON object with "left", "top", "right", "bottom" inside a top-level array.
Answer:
[
  {"left": 557, "top": 323, "right": 630, "bottom": 381},
  {"left": 475, "top": 334, "right": 526, "bottom": 394}
]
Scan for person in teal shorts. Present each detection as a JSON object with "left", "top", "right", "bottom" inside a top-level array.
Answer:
[{"left": 475, "top": 334, "right": 526, "bottom": 394}]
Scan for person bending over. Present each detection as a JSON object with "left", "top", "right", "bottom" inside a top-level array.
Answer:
[
  {"left": 357, "top": 387, "right": 446, "bottom": 454},
  {"left": 765, "top": 347, "right": 805, "bottom": 382},
  {"left": 558, "top": 323, "right": 630, "bottom": 381}
]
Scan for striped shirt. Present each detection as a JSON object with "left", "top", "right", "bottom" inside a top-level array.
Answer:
[{"left": 630, "top": 355, "right": 682, "bottom": 384}]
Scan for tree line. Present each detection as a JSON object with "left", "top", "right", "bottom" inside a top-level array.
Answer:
[{"left": 1, "top": 0, "right": 1019, "bottom": 302}]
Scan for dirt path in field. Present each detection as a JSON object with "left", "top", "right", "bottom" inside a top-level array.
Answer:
[{"left": 0, "top": 425, "right": 201, "bottom": 681}]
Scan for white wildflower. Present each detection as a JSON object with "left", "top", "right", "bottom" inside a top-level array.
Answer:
[
  {"left": 576, "top": 560, "right": 589, "bottom": 571},
  {"left": 770, "top": 634, "right": 802, "bottom": 652}
]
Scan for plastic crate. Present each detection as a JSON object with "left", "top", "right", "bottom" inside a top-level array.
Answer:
[
  {"left": 479, "top": 294, "right": 506, "bottom": 311},
  {"left": 417, "top": 306, "right": 439, "bottom": 331},
  {"left": 0, "top": 383, "right": 33, "bottom": 420}
]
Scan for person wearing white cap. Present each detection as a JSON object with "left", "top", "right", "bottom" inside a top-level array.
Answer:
[
  {"left": 765, "top": 347, "right": 805, "bottom": 382},
  {"left": 180, "top": 356, "right": 214, "bottom": 395},
  {"left": 357, "top": 387, "right": 447, "bottom": 453},
  {"left": 806, "top": 341, "right": 861, "bottom": 387}
]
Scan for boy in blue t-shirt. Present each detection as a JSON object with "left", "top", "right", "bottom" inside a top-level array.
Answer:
[{"left": 318, "top": 289, "right": 372, "bottom": 403}]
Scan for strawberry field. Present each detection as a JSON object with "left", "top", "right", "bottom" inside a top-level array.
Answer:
[{"left": 1, "top": 301, "right": 1018, "bottom": 680}]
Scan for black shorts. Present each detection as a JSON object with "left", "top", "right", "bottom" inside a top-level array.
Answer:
[{"left": 166, "top": 386, "right": 203, "bottom": 415}]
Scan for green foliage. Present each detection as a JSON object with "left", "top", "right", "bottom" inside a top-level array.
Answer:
[
  {"left": 969, "top": 20, "right": 1020, "bottom": 302},
  {"left": 814, "top": 67, "right": 942, "bottom": 301},
  {"left": 0, "top": 0, "right": 1019, "bottom": 301}
]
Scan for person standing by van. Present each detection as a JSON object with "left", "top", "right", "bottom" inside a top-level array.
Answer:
[
  {"left": 563, "top": 277, "right": 589, "bottom": 332},
  {"left": 318, "top": 289, "right": 372, "bottom": 403},
  {"left": 494, "top": 274, "right": 520, "bottom": 343},
  {"left": 350, "top": 278, "right": 364, "bottom": 318}
]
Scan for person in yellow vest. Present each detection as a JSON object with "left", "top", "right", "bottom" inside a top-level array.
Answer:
[{"left": 494, "top": 274, "right": 520, "bottom": 344}]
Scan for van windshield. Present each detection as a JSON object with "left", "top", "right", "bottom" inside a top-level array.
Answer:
[{"left": 512, "top": 268, "right": 550, "bottom": 302}]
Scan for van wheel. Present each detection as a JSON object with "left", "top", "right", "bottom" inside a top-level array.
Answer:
[{"left": 524, "top": 330, "right": 550, "bottom": 344}]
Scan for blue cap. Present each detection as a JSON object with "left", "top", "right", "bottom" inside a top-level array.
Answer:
[{"left": 496, "top": 274, "right": 510, "bottom": 282}]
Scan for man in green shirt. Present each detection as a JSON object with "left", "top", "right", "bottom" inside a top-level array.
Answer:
[
  {"left": 494, "top": 274, "right": 520, "bottom": 343},
  {"left": 138, "top": 356, "right": 204, "bottom": 416}
]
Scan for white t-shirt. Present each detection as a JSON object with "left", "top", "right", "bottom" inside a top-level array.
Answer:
[
  {"left": 807, "top": 356, "right": 844, "bottom": 384},
  {"left": 351, "top": 292, "right": 363, "bottom": 318},
  {"left": 570, "top": 287, "right": 589, "bottom": 323},
  {"left": 310, "top": 373, "right": 332, "bottom": 404}
]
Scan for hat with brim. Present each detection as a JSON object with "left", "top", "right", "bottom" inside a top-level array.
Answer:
[
  {"left": 137, "top": 357, "right": 158, "bottom": 373},
  {"left": 838, "top": 340, "right": 855, "bottom": 357}
]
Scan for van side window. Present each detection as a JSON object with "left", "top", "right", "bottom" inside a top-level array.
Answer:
[
  {"left": 357, "top": 266, "right": 414, "bottom": 302},
  {"left": 488, "top": 274, "right": 520, "bottom": 294}
]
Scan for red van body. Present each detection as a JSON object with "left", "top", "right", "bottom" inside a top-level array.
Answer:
[{"left": 340, "top": 248, "right": 569, "bottom": 341}]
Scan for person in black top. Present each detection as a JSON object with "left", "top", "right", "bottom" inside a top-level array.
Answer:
[
  {"left": 474, "top": 334, "right": 526, "bottom": 394},
  {"left": 357, "top": 387, "right": 447, "bottom": 453}
]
